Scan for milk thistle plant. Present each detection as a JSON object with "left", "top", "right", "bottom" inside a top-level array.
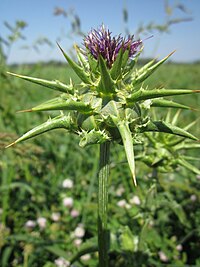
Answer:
[{"left": 7, "top": 25, "right": 199, "bottom": 266}]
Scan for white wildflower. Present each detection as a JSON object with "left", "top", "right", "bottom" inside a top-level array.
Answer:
[
  {"left": 116, "top": 186, "right": 125, "bottom": 197},
  {"left": 51, "top": 212, "right": 61, "bottom": 222},
  {"left": 176, "top": 244, "right": 183, "bottom": 251},
  {"left": 54, "top": 257, "right": 70, "bottom": 267},
  {"left": 81, "top": 254, "right": 91, "bottom": 261},
  {"left": 62, "top": 178, "right": 74, "bottom": 189},
  {"left": 190, "top": 194, "right": 197, "bottom": 202},
  {"left": 129, "top": 195, "right": 141, "bottom": 205},
  {"left": 158, "top": 251, "right": 168, "bottom": 262},
  {"left": 117, "top": 199, "right": 127, "bottom": 208},
  {"left": 70, "top": 209, "right": 80, "bottom": 218},
  {"left": 63, "top": 197, "right": 74, "bottom": 208},
  {"left": 74, "top": 238, "right": 82, "bottom": 247},
  {"left": 74, "top": 225, "right": 85, "bottom": 238},
  {"left": 25, "top": 220, "right": 36, "bottom": 229},
  {"left": 37, "top": 217, "right": 47, "bottom": 229}
]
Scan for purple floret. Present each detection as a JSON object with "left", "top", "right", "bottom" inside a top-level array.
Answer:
[{"left": 84, "top": 25, "right": 142, "bottom": 68}]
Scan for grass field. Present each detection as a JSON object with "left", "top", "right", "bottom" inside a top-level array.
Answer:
[{"left": 0, "top": 61, "right": 200, "bottom": 267}]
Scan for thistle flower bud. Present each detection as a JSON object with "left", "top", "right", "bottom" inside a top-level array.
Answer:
[{"left": 84, "top": 24, "right": 142, "bottom": 68}]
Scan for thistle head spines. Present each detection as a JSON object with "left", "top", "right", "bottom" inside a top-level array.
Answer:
[{"left": 84, "top": 24, "right": 142, "bottom": 68}]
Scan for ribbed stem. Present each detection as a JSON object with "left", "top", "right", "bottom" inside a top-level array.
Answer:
[{"left": 98, "top": 142, "right": 110, "bottom": 267}]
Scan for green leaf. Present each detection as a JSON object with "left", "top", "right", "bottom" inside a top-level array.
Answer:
[
  {"left": 165, "top": 193, "right": 190, "bottom": 227},
  {"left": 121, "top": 49, "right": 130, "bottom": 69},
  {"left": 69, "top": 237, "right": 98, "bottom": 264},
  {"left": 112, "top": 118, "right": 137, "bottom": 185},
  {"left": 79, "top": 129, "right": 110, "bottom": 147},
  {"left": 1, "top": 246, "right": 13, "bottom": 267},
  {"left": 27, "top": 95, "right": 93, "bottom": 113},
  {"left": 151, "top": 99, "right": 193, "bottom": 110},
  {"left": 177, "top": 158, "right": 200, "bottom": 175},
  {"left": 57, "top": 43, "right": 91, "bottom": 84},
  {"left": 132, "top": 51, "right": 175, "bottom": 85},
  {"left": 0, "top": 182, "right": 35, "bottom": 194},
  {"left": 97, "top": 55, "right": 115, "bottom": 95},
  {"left": 45, "top": 246, "right": 69, "bottom": 260},
  {"left": 138, "top": 219, "right": 151, "bottom": 251},
  {"left": 127, "top": 88, "right": 200, "bottom": 103},
  {"left": 74, "top": 45, "right": 89, "bottom": 70},
  {"left": 123, "top": 46, "right": 144, "bottom": 78},
  {"left": 7, "top": 72, "right": 71, "bottom": 93},
  {"left": 120, "top": 226, "right": 135, "bottom": 251},
  {"left": 86, "top": 50, "right": 98, "bottom": 73},
  {"left": 140, "top": 120, "right": 198, "bottom": 140},
  {"left": 130, "top": 57, "right": 155, "bottom": 81},
  {"left": 110, "top": 48, "right": 123, "bottom": 80},
  {"left": 6, "top": 115, "right": 74, "bottom": 147}
]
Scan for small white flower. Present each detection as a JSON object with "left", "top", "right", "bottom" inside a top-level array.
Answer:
[
  {"left": 176, "top": 244, "right": 183, "bottom": 251},
  {"left": 54, "top": 257, "right": 70, "bottom": 267},
  {"left": 190, "top": 194, "right": 197, "bottom": 202},
  {"left": 74, "top": 225, "right": 85, "bottom": 238},
  {"left": 37, "top": 217, "right": 47, "bottom": 229},
  {"left": 62, "top": 178, "right": 74, "bottom": 189},
  {"left": 116, "top": 186, "right": 125, "bottom": 197},
  {"left": 51, "top": 212, "right": 61, "bottom": 222},
  {"left": 149, "top": 220, "right": 154, "bottom": 227},
  {"left": 70, "top": 209, "right": 80, "bottom": 218},
  {"left": 74, "top": 238, "right": 82, "bottom": 247},
  {"left": 117, "top": 199, "right": 127, "bottom": 208},
  {"left": 63, "top": 197, "right": 74, "bottom": 208},
  {"left": 158, "top": 251, "right": 168, "bottom": 262},
  {"left": 25, "top": 220, "right": 36, "bottom": 228},
  {"left": 81, "top": 254, "right": 91, "bottom": 261},
  {"left": 129, "top": 195, "right": 141, "bottom": 205},
  {"left": 196, "top": 174, "right": 200, "bottom": 180}
]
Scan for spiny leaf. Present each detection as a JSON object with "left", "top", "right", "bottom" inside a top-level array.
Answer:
[
  {"left": 127, "top": 88, "right": 200, "bottom": 103},
  {"left": 140, "top": 120, "right": 198, "bottom": 140},
  {"left": 167, "top": 119, "right": 199, "bottom": 146},
  {"left": 7, "top": 72, "right": 71, "bottom": 93},
  {"left": 112, "top": 118, "right": 136, "bottom": 185},
  {"left": 79, "top": 129, "right": 110, "bottom": 147},
  {"left": 74, "top": 44, "right": 89, "bottom": 70},
  {"left": 132, "top": 51, "right": 175, "bottom": 85},
  {"left": 177, "top": 158, "right": 200, "bottom": 175},
  {"left": 151, "top": 99, "right": 194, "bottom": 110},
  {"left": 123, "top": 46, "right": 144, "bottom": 78},
  {"left": 175, "top": 143, "right": 200, "bottom": 150},
  {"left": 6, "top": 115, "right": 74, "bottom": 147},
  {"left": 110, "top": 47, "right": 123, "bottom": 80},
  {"left": 57, "top": 43, "right": 91, "bottom": 84},
  {"left": 86, "top": 49, "right": 98, "bottom": 73},
  {"left": 22, "top": 95, "right": 93, "bottom": 113},
  {"left": 97, "top": 55, "right": 115, "bottom": 95},
  {"left": 171, "top": 109, "right": 181, "bottom": 125}
]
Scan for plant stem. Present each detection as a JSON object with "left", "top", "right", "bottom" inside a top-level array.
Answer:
[{"left": 98, "top": 142, "right": 110, "bottom": 267}]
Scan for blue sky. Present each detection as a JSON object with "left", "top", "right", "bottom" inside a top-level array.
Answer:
[{"left": 1, "top": 0, "right": 200, "bottom": 64}]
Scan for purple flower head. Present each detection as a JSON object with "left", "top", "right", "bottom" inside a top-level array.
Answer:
[{"left": 84, "top": 25, "right": 142, "bottom": 68}]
